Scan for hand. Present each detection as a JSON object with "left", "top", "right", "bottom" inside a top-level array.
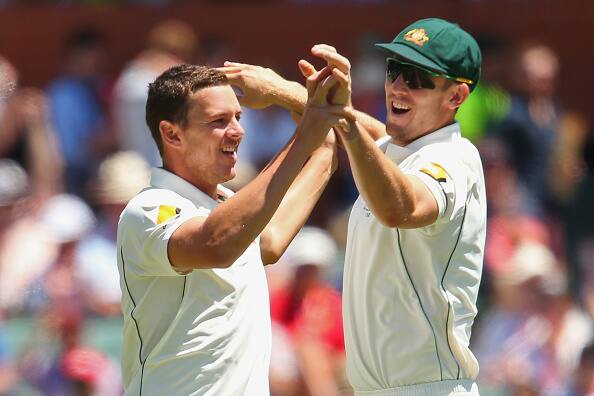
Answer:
[
  {"left": 297, "top": 74, "right": 356, "bottom": 150},
  {"left": 218, "top": 62, "right": 300, "bottom": 110},
  {"left": 299, "top": 44, "right": 352, "bottom": 106}
]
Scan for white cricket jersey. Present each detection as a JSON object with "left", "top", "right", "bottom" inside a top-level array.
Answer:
[
  {"left": 116, "top": 168, "right": 271, "bottom": 396},
  {"left": 343, "top": 123, "right": 486, "bottom": 396}
]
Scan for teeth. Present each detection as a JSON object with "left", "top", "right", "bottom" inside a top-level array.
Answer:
[
  {"left": 393, "top": 102, "right": 411, "bottom": 110},
  {"left": 221, "top": 146, "right": 236, "bottom": 153}
]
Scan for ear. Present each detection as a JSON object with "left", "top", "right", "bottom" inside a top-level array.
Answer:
[
  {"left": 447, "top": 83, "right": 470, "bottom": 110},
  {"left": 159, "top": 120, "right": 183, "bottom": 150}
]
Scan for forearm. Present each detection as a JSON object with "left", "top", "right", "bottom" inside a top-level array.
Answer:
[
  {"left": 260, "top": 147, "right": 334, "bottom": 264},
  {"left": 272, "top": 80, "right": 307, "bottom": 114},
  {"left": 186, "top": 128, "right": 318, "bottom": 268},
  {"left": 342, "top": 124, "right": 417, "bottom": 227}
]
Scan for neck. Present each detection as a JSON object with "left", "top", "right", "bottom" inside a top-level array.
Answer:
[
  {"left": 162, "top": 163, "right": 218, "bottom": 199},
  {"left": 391, "top": 120, "right": 455, "bottom": 146}
]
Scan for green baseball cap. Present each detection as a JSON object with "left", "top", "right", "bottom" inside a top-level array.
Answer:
[{"left": 375, "top": 18, "right": 482, "bottom": 89}]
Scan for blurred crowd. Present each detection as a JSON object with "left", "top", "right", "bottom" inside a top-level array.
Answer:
[{"left": 1, "top": 18, "right": 594, "bottom": 396}]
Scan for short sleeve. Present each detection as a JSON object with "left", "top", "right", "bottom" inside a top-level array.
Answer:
[
  {"left": 119, "top": 196, "right": 208, "bottom": 277},
  {"left": 407, "top": 161, "right": 454, "bottom": 221}
]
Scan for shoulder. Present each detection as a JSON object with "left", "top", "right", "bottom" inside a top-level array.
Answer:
[{"left": 119, "top": 187, "right": 194, "bottom": 231}]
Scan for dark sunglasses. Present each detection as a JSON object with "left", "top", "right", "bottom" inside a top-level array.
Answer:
[
  {"left": 385, "top": 58, "right": 475, "bottom": 90},
  {"left": 385, "top": 58, "right": 437, "bottom": 89}
]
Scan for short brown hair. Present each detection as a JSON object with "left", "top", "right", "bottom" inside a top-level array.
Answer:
[{"left": 145, "top": 64, "right": 228, "bottom": 156}]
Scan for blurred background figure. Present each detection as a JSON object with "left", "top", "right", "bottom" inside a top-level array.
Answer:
[
  {"left": 0, "top": 55, "right": 63, "bottom": 202},
  {"left": 76, "top": 151, "right": 150, "bottom": 316},
  {"left": 47, "top": 26, "right": 113, "bottom": 197},
  {"left": 490, "top": 42, "right": 564, "bottom": 219},
  {"left": 456, "top": 35, "right": 511, "bottom": 144},
  {"left": 112, "top": 19, "right": 198, "bottom": 167},
  {"left": 17, "top": 303, "right": 121, "bottom": 396},
  {"left": 568, "top": 343, "right": 594, "bottom": 396},
  {"left": 268, "top": 226, "right": 349, "bottom": 396},
  {"left": 474, "top": 241, "right": 592, "bottom": 396},
  {"left": 0, "top": 160, "right": 57, "bottom": 316}
]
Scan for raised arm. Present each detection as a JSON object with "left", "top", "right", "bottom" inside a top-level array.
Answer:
[
  {"left": 168, "top": 78, "right": 353, "bottom": 271},
  {"left": 218, "top": 60, "right": 387, "bottom": 141},
  {"left": 308, "top": 44, "right": 438, "bottom": 229}
]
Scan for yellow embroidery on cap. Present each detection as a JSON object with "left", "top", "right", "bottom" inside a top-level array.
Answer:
[
  {"left": 404, "top": 28, "right": 429, "bottom": 47},
  {"left": 420, "top": 162, "right": 448, "bottom": 183},
  {"left": 157, "top": 205, "right": 180, "bottom": 224}
]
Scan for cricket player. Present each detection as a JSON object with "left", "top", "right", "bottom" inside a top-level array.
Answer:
[
  {"left": 305, "top": 18, "right": 487, "bottom": 395},
  {"left": 116, "top": 64, "right": 352, "bottom": 395}
]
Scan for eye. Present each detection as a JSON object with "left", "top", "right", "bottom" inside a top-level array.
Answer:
[
  {"left": 210, "top": 118, "right": 226, "bottom": 127},
  {"left": 235, "top": 113, "right": 241, "bottom": 121}
]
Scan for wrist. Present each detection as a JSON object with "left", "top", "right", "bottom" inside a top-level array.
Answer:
[{"left": 274, "top": 81, "right": 307, "bottom": 113}]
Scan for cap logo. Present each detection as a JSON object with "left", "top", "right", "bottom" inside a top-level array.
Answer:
[{"left": 403, "top": 28, "right": 429, "bottom": 47}]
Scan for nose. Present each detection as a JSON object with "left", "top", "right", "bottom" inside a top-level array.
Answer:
[{"left": 227, "top": 118, "right": 245, "bottom": 139}]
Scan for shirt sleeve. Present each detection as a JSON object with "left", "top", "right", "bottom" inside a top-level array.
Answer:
[
  {"left": 404, "top": 151, "right": 462, "bottom": 225},
  {"left": 120, "top": 200, "right": 209, "bottom": 277}
]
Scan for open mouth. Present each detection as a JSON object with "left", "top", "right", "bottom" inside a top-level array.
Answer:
[
  {"left": 392, "top": 101, "right": 411, "bottom": 115},
  {"left": 220, "top": 145, "right": 238, "bottom": 159}
]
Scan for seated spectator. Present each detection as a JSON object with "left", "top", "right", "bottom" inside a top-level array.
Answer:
[
  {"left": 268, "top": 227, "right": 349, "bottom": 396},
  {"left": 77, "top": 151, "right": 150, "bottom": 316},
  {"left": 474, "top": 242, "right": 592, "bottom": 395}
]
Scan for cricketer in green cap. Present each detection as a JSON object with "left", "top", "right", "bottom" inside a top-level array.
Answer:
[{"left": 375, "top": 18, "right": 482, "bottom": 90}]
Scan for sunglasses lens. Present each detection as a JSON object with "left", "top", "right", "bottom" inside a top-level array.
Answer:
[
  {"left": 386, "top": 59, "right": 400, "bottom": 83},
  {"left": 385, "top": 59, "right": 436, "bottom": 90}
]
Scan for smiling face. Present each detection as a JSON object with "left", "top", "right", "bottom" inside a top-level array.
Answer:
[
  {"left": 163, "top": 85, "right": 244, "bottom": 196},
  {"left": 384, "top": 71, "right": 463, "bottom": 146}
]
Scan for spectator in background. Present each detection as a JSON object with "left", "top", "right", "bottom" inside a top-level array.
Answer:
[
  {"left": 0, "top": 160, "right": 58, "bottom": 315},
  {"left": 268, "top": 226, "right": 348, "bottom": 396},
  {"left": 47, "top": 27, "right": 112, "bottom": 196},
  {"left": 565, "top": 121, "right": 594, "bottom": 312},
  {"left": 112, "top": 19, "right": 198, "bottom": 166},
  {"left": 474, "top": 242, "right": 592, "bottom": 395},
  {"left": 456, "top": 35, "right": 511, "bottom": 144},
  {"left": 17, "top": 302, "right": 121, "bottom": 396},
  {"left": 491, "top": 42, "right": 563, "bottom": 218},
  {"left": 0, "top": 55, "right": 62, "bottom": 200},
  {"left": 76, "top": 151, "right": 150, "bottom": 316},
  {"left": 26, "top": 194, "right": 97, "bottom": 315}
]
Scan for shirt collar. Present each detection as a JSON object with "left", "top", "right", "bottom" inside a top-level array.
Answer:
[
  {"left": 150, "top": 167, "right": 229, "bottom": 209},
  {"left": 385, "top": 122, "right": 461, "bottom": 164}
]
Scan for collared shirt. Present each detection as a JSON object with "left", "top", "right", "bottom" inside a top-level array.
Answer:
[
  {"left": 343, "top": 123, "right": 486, "bottom": 395},
  {"left": 117, "top": 168, "right": 271, "bottom": 396}
]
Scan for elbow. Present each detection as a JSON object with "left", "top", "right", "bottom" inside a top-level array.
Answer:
[
  {"left": 376, "top": 212, "right": 405, "bottom": 228},
  {"left": 373, "top": 205, "right": 415, "bottom": 228},
  {"left": 260, "top": 242, "right": 284, "bottom": 266},
  {"left": 206, "top": 246, "right": 237, "bottom": 268}
]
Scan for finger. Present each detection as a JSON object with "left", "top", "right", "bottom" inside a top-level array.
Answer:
[
  {"left": 310, "top": 75, "right": 338, "bottom": 106},
  {"left": 216, "top": 66, "right": 243, "bottom": 75},
  {"left": 312, "top": 43, "right": 337, "bottom": 53},
  {"left": 298, "top": 59, "right": 317, "bottom": 78},
  {"left": 331, "top": 68, "right": 350, "bottom": 86},
  {"left": 311, "top": 47, "right": 351, "bottom": 74},
  {"left": 306, "top": 65, "right": 333, "bottom": 99},
  {"left": 223, "top": 61, "right": 255, "bottom": 69}
]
